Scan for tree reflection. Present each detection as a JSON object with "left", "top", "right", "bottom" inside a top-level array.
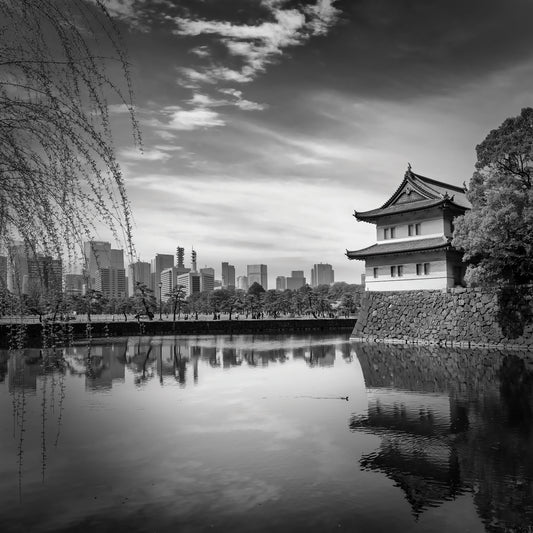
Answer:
[{"left": 352, "top": 343, "right": 533, "bottom": 531}]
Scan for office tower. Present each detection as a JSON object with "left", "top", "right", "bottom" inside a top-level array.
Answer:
[
  {"left": 110, "top": 249, "right": 124, "bottom": 269},
  {"left": 95, "top": 267, "right": 126, "bottom": 299},
  {"left": 237, "top": 276, "right": 248, "bottom": 291},
  {"left": 311, "top": 263, "right": 335, "bottom": 287},
  {"left": 247, "top": 264, "right": 267, "bottom": 289},
  {"left": 176, "top": 246, "right": 185, "bottom": 268},
  {"left": 200, "top": 268, "right": 215, "bottom": 292},
  {"left": 286, "top": 270, "right": 306, "bottom": 290},
  {"left": 84, "top": 241, "right": 111, "bottom": 288},
  {"left": 64, "top": 273, "right": 84, "bottom": 296},
  {"left": 221, "top": 262, "right": 236, "bottom": 288},
  {"left": 151, "top": 253, "right": 174, "bottom": 299},
  {"left": 276, "top": 276, "right": 286, "bottom": 291},
  {"left": 6, "top": 241, "right": 29, "bottom": 294},
  {"left": 84, "top": 242, "right": 126, "bottom": 299},
  {"left": 26, "top": 255, "right": 63, "bottom": 297},
  {"left": 177, "top": 271, "right": 201, "bottom": 297},
  {"left": 191, "top": 249, "right": 197, "bottom": 272},
  {"left": 160, "top": 267, "right": 174, "bottom": 301},
  {"left": 128, "top": 261, "right": 151, "bottom": 296},
  {"left": 0, "top": 256, "right": 7, "bottom": 290}
]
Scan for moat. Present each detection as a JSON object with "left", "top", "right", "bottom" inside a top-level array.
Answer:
[{"left": 1, "top": 333, "right": 532, "bottom": 532}]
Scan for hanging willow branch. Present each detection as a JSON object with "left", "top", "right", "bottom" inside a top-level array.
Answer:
[{"left": 0, "top": 0, "right": 140, "bottom": 264}]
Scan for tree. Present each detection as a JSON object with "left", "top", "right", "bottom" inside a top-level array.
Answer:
[
  {"left": 166, "top": 285, "right": 186, "bottom": 322},
  {"left": 133, "top": 282, "right": 155, "bottom": 320},
  {"left": 0, "top": 0, "right": 139, "bottom": 269},
  {"left": 453, "top": 108, "right": 533, "bottom": 286}
]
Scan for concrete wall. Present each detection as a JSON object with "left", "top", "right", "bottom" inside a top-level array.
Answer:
[
  {"left": 0, "top": 318, "right": 357, "bottom": 349},
  {"left": 352, "top": 286, "right": 533, "bottom": 348}
]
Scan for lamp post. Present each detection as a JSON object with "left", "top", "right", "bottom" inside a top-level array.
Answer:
[{"left": 158, "top": 281, "right": 162, "bottom": 320}]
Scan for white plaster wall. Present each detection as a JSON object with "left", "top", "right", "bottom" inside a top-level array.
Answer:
[
  {"left": 364, "top": 251, "right": 454, "bottom": 291},
  {"left": 376, "top": 216, "right": 444, "bottom": 241}
]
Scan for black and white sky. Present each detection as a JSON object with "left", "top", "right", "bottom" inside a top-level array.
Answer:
[{"left": 100, "top": 0, "right": 533, "bottom": 284}]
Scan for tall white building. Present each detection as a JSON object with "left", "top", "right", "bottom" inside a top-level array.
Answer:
[
  {"left": 177, "top": 271, "right": 201, "bottom": 297},
  {"left": 200, "top": 268, "right": 215, "bottom": 292},
  {"left": 221, "top": 262, "right": 236, "bottom": 288},
  {"left": 237, "top": 276, "right": 249, "bottom": 291},
  {"left": 286, "top": 270, "right": 306, "bottom": 290},
  {"left": 276, "top": 276, "right": 286, "bottom": 291},
  {"left": 128, "top": 261, "right": 151, "bottom": 296},
  {"left": 84, "top": 241, "right": 126, "bottom": 298},
  {"left": 6, "top": 241, "right": 28, "bottom": 294},
  {"left": 247, "top": 264, "right": 267, "bottom": 289},
  {"left": 151, "top": 253, "right": 173, "bottom": 299},
  {"left": 311, "top": 263, "right": 335, "bottom": 287}
]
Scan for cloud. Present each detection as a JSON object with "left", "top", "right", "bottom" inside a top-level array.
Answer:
[
  {"left": 119, "top": 147, "right": 172, "bottom": 162},
  {"left": 165, "top": 107, "right": 226, "bottom": 130},
  {"left": 189, "top": 90, "right": 266, "bottom": 111},
  {"left": 173, "top": 0, "right": 341, "bottom": 85}
]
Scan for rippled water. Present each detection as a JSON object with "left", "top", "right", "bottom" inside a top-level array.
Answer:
[{"left": 1, "top": 334, "right": 533, "bottom": 532}]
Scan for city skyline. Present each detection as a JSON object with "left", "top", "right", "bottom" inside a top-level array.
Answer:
[{"left": 77, "top": 0, "right": 533, "bottom": 285}]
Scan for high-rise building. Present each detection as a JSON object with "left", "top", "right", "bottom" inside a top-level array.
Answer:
[
  {"left": 84, "top": 241, "right": 111, "bottom": 288},
  {"left": 160, "top": 267, "right": 174, "bottom": 302},
  {"left": 6, "top": 241, "right": 29, "bottom": 294},
  {"left": 177, "top": 271, "right": 201, "bottom": 297},
  {"left": 247, "top": 264, "right": 267, "bottom": 289},
  {"left": 64, "top": 273, "right": 84, "bottom": 296},
  {"left": 128, "top": 261, "right": 151, "bottom": 296},
  {"left": 200, "top": 268, "right": 215, "bottom": 292},
  {"left": 95, "top": 267, "right": 126, "bottom": 299},
  {"left": 191, "top": 249, "right": 197, "bottom": 272},
  {"left": 221, "top": 262, "right": 236, "bottom": 288},
  {"left": 84, "top": 242, "right": 126, "bottom": 299},
  {"left": 237, "top": 276, "right": 248, "bottom": 291},
  {"left": 276, "top": 276, "right": 286, "bottom": 291},
  {"left": 26, "top": 255, "right": 63, "bottom": 297},
  {"left": 286, "top": 270, "right": 306, "bottom": 290},
  {"left": 176, "top": 246, "right": 185, "bottom": 269},
  {"left": 311, "top": 263, "right": 335, "bottom": 287},
  {"left": 151, "top": 253, "right": 174, "bottom": 299}
]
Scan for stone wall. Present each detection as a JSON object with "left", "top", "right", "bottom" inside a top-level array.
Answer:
[
  {"left": 0, "top": 318, "right": 356, "bottom": 349},
  {"left": 352, "top": 286, "right": 533, "bottom": 348}
]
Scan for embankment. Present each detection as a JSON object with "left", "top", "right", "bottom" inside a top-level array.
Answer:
[
  {"left": 352, "top": 286, "right": 533, "bottom": 349},
  {"left": 0, "top": 318, "right": 356, "bottom": 348}
]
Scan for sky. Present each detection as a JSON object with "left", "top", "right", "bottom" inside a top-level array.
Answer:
[{"left": 94, "top": 0, "right": 533, "bottom": 287}]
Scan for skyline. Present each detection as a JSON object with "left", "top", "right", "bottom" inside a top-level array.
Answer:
[{"left": 87, "top": 0, "right": 533, "bottom": 284}]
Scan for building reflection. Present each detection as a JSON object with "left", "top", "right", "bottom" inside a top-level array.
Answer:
[{"left": 352, "top": 343, "right": 533, "bottom": 531}]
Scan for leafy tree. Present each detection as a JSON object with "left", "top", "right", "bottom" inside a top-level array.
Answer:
[
  {"left": 453, "top": 108, "right": 533, "bottom": 286},
  {"left": 116, "top": 296, "right": 134, "bottom": 322},
  {"left": 166, "top": 285, "right": 186, "bottom": 322},
  {"left": 263, "top": 290, "right": 281, "bottom": 318},
  {"left": 298, "top": 285, "right": 318, "bottom": 318},
  {"left": 0, "top": 0, "right": 139, "bottom": 269},
  {"left": 133, "top": 282, "right": 155, "bottom": 320}
]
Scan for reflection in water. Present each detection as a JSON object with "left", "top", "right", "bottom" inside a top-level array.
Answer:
[
  {"left": 352, "top": 343, "right": 533, "bottom": 532},
  {"left": 4, "top": 336, "right": 533, "bottom": 532}
]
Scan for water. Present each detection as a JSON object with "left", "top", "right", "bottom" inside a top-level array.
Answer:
[{"left": 1, "top": 334, "right": 533, "bottom": 533}]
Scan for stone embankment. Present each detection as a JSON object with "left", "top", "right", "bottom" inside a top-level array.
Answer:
[
  {"left": 0, "top": 318, "right": 356, "bottom": 348},
  {"left": 352, "top": 286, "right": 533, "bottom": 348}
]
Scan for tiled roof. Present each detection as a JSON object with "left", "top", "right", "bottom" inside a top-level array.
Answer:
[
  {"left": 346, "top": 236, "right": 452, "bottom": 260},
  {"left": 354, "top": 169, "right": 470, "bottom": 222},
  {"left": 355, "top": 198, "right": 445, "bottom": 219}
]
